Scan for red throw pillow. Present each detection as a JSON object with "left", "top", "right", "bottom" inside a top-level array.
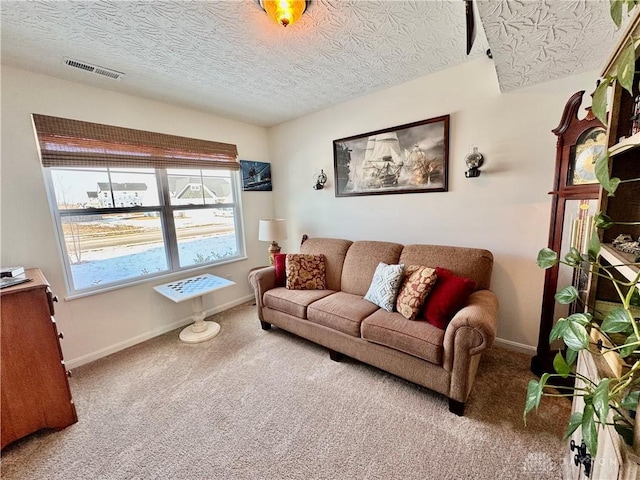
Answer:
[
  {"left": 274, "top": 253, "right": 286, "bottom": 287},
  {"left": 422, "top": 267, "right": 476, "bottom": 329}
]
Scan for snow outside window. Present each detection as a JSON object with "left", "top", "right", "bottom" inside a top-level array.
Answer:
[{"left": 44, "top": 167, "right": 244, "bottom": 296}]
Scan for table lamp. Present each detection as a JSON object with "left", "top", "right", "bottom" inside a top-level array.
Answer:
[{"left": 258, "top": 218, "right": 287, "bottom": 265}]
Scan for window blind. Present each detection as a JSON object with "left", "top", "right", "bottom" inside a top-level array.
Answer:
[{"left": 32, "top": 114, "right": 239, "bottom": 170}]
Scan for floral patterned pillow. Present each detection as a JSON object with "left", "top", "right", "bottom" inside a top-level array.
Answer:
[
  {"left": 285, "top": 254, "right": 326, "bottom": 290},
  {"left": 396, "top": 265, "right": 437, "bottom": 320}
]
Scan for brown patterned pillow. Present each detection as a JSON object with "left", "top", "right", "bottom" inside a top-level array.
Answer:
[
  {"left": 395, "top": 265, "right": 437, "bottom": 320},
  {"left": 285, "top": 254, "right": 326, "bottom": 290}
]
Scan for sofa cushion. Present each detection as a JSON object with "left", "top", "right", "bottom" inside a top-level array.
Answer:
[
  {"left": 274, "top": 253, "right": 286, "bottom": 287},
  {"left": 341, "top": 241, "right": 403, "bottom": 296},
  {"left": 300, "top": 238, "right": 353, "bottom": 291},
  {"left": 286, "top": 254, "right": 326, "bottom": 290},
  {"left": 399, "top": 244, "right": 493, "bottom": 290},
  {"left": 395, "top": 265, "right": 437, "bottom": 320},
  {"left": 307, "top": 292, "right": 380, "bottom": 337},
  {"left": 421, "top": 267, "right": 476, "bottom": 329},
  {"left": 361, "top": 309, "right": 444, "bottom": 365},
  {"left": 363, "top": 262, "right": 405, "bottom": 312},
  {"left": 264, "top": 287, "right": 335, "bottom": 318}
]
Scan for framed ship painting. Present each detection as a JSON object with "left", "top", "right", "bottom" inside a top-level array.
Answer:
[
  {"left": 240, "top": 160, "right": 272, "bottom": 191},
  {"left": 333, "top": 115, "right": 449, "bottom": 197}
]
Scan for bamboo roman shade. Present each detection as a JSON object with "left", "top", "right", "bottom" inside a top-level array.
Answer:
[{"left": 32, "top": 114, "right": 239, "bottom": 170}]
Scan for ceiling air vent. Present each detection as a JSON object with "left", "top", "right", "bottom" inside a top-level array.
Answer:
[{"left": 63, "top": 58, "right": 124, "bottom": 81}]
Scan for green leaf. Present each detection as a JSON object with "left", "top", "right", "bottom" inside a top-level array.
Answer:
[
  {"left": 524, "top": 373, "right": 550, "bottom": 423},
  {"left": 555, "top": 286, "right": 579, "bottom": 304},
  {"left": 594, "top": 149, "right": 621, "bottom": 195},
  {"left": 562, "top": 321, "right": 590, "bottom": 351},
  {"left": 550, "top": 319, "right": 568, "bottom": 343},
  {"left": 565, "top": 348, "right": 578, "bottom": 366},
  {"left": 619, "top": 333, "right": 639, "bottom": 358},
  {"left": 611, "top": 0, "right": 624, "bottom": 27},
  {"left": 537, "top": 248, "right": 558, "bottom": 269},
  {"left": 620, "top": 390, "right": 640, "bottom": 411},
  {"left": 592, "top": 79, "right": 610, "bottom": 125},
  {"left": 587, "top": 231, "right": 601, "bottom": 262},
  {"left": 582, "top": 404, "right": 598, "bottom": 455},
  {"left": 553, "top": 351, "right": 571, "bottom": 377},
  {"left": 601, "top": 307, "right": 633, "bottom": 333},
  {"left": 564, "top": 248, "right": 583, "bottom": 267},
  {"left": 631, "top": 288, "right": 640, "bottom": 307},
  {"left": 567, "top": 312, "right": 592, "bottom": 326},
  {"left": 563, "top": 411, "right": 583, "bottom": 440},
  {"left": 614, "top": 423, "right": 635, "bottom": 446},
  {"left": 592, "top": 378, "right": 611, "bottom": 424},
  {"left": 617, "top": 38, "right": 636, "bottom": 95},
  {"left": 594, "top": 213, "right": 614, "bottom": 230}
]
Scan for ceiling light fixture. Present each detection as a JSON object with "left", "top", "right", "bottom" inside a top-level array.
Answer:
[{"left": 260, "top": 0, "right": 307, "bottom": 27}]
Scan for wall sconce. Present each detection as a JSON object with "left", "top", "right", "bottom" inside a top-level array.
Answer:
[
  {"left": 464, "top": 146, "right": 484, "bottom": 178},
  {"left": 258, "top": 218, "right": 287, "bottom": 265},
  {"left": 313, "top": 169, "right": 328, "bottom": 190},
  {"left": 260, "top": 0, "right": 307, "bottom": 27}
]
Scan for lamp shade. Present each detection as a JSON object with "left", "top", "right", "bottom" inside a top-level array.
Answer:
[{"left": 258, "top": 219, "right": 287, "bottom": 242}]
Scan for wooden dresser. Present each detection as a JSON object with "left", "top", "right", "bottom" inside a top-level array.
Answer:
[{"left": 1, "top": 268, "right": 77, "bottom": 449}]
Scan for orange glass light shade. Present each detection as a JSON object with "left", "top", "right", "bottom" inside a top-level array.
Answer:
[{"left": 260, "top": 0, "right": 307, "bottom": 27}]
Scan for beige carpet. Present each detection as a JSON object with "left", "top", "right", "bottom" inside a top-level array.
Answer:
[{"left": 1, "top": 302, "right": 569, "bottom": 479}]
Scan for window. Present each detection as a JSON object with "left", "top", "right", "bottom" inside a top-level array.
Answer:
[{"left": 33, "top": 114, "right": 244, "bottom": 296}]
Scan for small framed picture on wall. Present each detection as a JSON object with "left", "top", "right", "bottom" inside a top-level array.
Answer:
[{"left": 240, "top": 160, "right": 272, "bottom": 191}]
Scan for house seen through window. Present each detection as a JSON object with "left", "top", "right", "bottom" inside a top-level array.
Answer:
[
  {"left": 33, "top": 114, "right": 244, "bottom": 296},
  {"left": 47, "top": 167, "right": 243, "bottom": 294}
]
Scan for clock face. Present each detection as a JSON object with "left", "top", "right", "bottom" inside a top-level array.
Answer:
[{"left": 568, "top": 127, "right": 607, "bottom": 186}]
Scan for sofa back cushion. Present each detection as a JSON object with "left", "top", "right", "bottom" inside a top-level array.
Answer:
[
  {"left": 341, "top": 241, "right": 403, "bottom": 296},
  {"left": 399, "top": 244, "right": 493, "bottom": 290},
  {"left": 300, "top": 238, "right": 353, "bottom": 291}
]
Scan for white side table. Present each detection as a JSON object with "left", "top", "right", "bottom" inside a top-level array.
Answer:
[{"left": 154, "top": 273, "right": 235, "bottom": 344}]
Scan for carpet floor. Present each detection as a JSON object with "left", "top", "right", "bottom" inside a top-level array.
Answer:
[{"left": 1, "top": 302, "right": 570, "bottom": 479}]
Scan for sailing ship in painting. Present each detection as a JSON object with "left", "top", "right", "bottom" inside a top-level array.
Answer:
[
  {"left": 335, "top": 126, "right": 445, "bottom": 195},
  {"left": 240, "top": 160, "right": 272, "bottom": 191}
]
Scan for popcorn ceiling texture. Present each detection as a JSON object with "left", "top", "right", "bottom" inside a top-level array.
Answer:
[{"left": 0, "top": 1, "right": 623, "bottom": 126}]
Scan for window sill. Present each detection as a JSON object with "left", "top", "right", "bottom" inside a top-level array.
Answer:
[{"left": 63, "top": 255, "right": 248, "bottom": 301}]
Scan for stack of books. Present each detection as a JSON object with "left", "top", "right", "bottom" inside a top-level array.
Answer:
[{"left": 0, "top": 266, "right": 30, "bottom": 289}]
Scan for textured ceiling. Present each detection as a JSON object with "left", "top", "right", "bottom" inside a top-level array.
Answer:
[{"left": 0, "top": 1, "right": 625, "bottom": 127}]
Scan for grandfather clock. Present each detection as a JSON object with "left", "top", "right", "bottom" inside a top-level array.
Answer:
[{"left": 531, "top": 91, "right": 606, "bottom": 376}]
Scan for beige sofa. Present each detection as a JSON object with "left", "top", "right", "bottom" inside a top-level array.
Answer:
[{"left": 249, "top": 237, "right": 498, "bottom": 415}]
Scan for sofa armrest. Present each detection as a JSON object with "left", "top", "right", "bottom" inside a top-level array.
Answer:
[
  {"left": 442, "top": 289, "right": 498, "bottom": 372},
  {"left": 442, "top": 289, "right": 498, "bottom": 403},
  {"left": 248, "top": 266, "right": 276, "bottom": 321}
]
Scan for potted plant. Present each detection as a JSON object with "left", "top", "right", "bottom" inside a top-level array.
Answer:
[{"left": 524, "top": 2, "right": 640, "bottom": 459}]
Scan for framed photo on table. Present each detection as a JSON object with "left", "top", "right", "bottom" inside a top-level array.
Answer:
[{"left": 333, "top": 115, "right": 449, "bottom": 197}]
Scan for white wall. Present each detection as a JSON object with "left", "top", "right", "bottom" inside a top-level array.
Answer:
[
  {"left": 1, "top": 59, "right": 602, "bottom": 364},
  {"left": 268, "top": 57, "right": 600, "bottom": 352},
  {"left": 1, "top": 66, "right": 274, "bottom": 367}
]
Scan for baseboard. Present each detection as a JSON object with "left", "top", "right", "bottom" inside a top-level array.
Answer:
[
  {"left": 493, "top": 337, "right": 537, "bottom": 355},
  {"left": 65, "top": 294, "right": 255, "bottom": 369}
]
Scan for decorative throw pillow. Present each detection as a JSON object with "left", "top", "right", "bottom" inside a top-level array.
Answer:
[
  {"left": 422, "top": 267, "right": 476, "bottom": 329},
  {"left": 285, "top": 254, "right": 326, "bottom": 290},
  {"left": 395, "top": 265, "right": 437, "bottom": 320},
  {"left": 364, "top": 262, "right": 405, "bottom": 312},
  {"left": 273, "top": 253, "right": 286, "bottom": 287}
]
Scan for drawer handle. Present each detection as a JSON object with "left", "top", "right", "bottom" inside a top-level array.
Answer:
[
  {"left": 66, "top": 370, "right": 72, "bottom": 378},
  {"left": 58, "top": 331, "right": 64, "bottom": 340}
]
